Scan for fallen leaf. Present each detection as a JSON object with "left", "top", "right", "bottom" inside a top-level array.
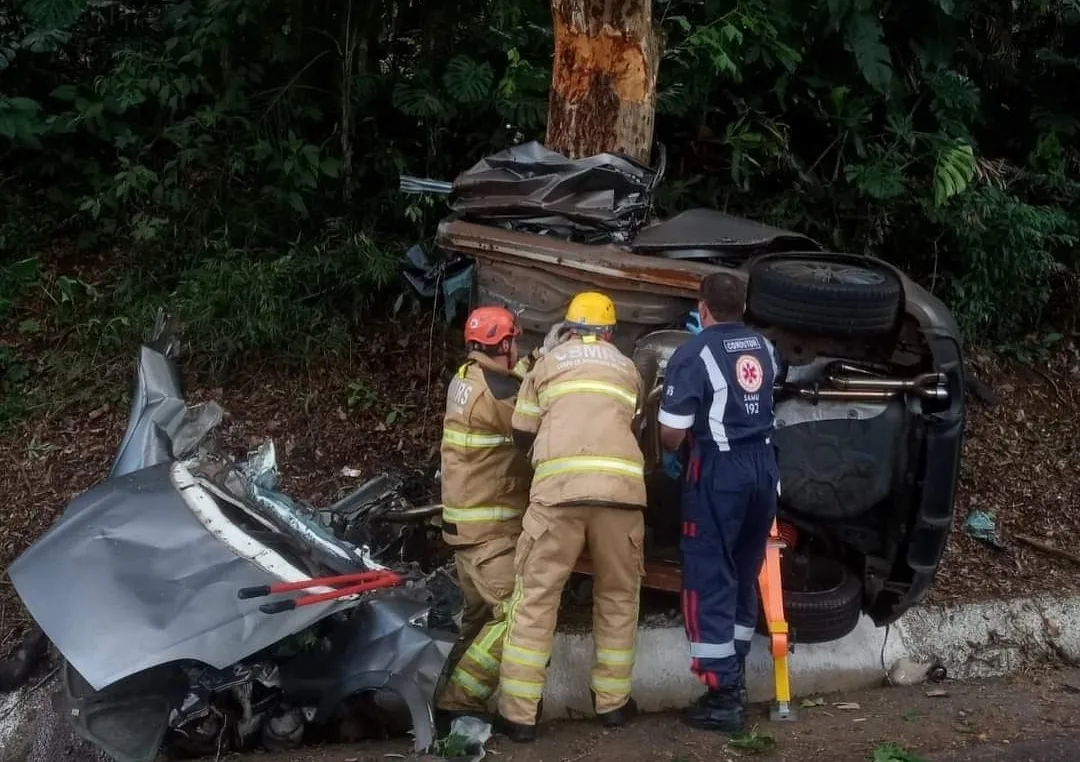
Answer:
[{"left": 800, "top": 697, "right": 826, "bottom": 708}]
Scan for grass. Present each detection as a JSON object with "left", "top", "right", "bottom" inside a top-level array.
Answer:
[
  {"left": 728, "top": 728, "right": 777, "bottom": 754},
  {"left": 872, "top": 743, "right": 929, "bottom": 762}
]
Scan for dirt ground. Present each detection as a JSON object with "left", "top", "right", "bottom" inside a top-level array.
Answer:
[
  {"left": 205, "top": 666, "right": 1080, "bottom": 762},
  {"left": 1, "top": 315, "right": 1080, "bottom": 650}
]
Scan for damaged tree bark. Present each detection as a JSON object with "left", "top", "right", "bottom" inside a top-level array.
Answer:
[{"left": 545, "top": 0, "right": 660, "bottom": 164}]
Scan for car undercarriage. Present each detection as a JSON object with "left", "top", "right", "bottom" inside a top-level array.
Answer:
[{"left": 418, "top": 141, "right": 966, "bottom": 643}]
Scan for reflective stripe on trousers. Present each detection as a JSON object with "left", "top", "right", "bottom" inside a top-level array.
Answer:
[
  {"left": 687, "top": 624, "right": 755, "bottom": 659},
  {"left": 442, "top": 618, "right": 507, "bottom": 704}
]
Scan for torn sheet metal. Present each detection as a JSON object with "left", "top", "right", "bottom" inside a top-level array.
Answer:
[
  {"left": 243, "top": 442, "right": 372, "bottom": 574},
  {"left": 630, "top": 207, "right": 821, "bottom": 257},
  {"left": 109, "top": 311, "right": 222, "bottom": 479},
  {"left": 8, "top": 461, "right": 361, "bottom": 692},
  {"left": 450, "top": 141, "right": 659, "bottom": 244},
  {"left": 278, "top": 597, "right": 455, "bottom": 753}
]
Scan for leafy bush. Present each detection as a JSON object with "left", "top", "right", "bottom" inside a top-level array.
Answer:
[{"left": 0, "top": 0, "right": 1076, "bottom": 396}]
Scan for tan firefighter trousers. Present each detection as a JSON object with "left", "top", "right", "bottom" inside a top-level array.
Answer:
[
  {"left": 497, "top": 503, "right": 645, "bottom": 725},
  {"left": 437, "top": 535, "right": 518, "bottom": 713}
]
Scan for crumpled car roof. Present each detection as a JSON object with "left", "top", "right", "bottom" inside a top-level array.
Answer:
[{"left": 450, "top": 140, "right": 659, "bottom": 243}]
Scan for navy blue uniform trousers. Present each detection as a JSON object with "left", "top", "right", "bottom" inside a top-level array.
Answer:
[{"left": 680, "top": 442, "right": 779, "bottom": 689}]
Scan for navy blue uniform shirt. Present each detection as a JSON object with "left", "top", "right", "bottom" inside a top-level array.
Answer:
[{"left": 658, "top": 323, "right": 780, "bottom": 454}]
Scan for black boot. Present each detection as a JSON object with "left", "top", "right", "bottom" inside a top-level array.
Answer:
[
  {"left": 595, "top": 696, "right": 638, "bottom": 728},
  {"left": 493, "top": 713, "right": 537, "bottom": 743},
  {"left": 684, "top": 687, "right": 746, "bottom": 733}
]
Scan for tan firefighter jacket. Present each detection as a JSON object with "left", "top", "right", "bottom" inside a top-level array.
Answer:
[
  {"left": 440, "top": 352, "right": 533, "bottom": 546},
  {"left": 511, "top": 335, "right": 647, "bottom": 509}
]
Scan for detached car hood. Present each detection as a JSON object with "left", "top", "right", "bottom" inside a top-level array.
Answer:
[{"left": 9, "top": 461, "right": 357, "bottom": 692}]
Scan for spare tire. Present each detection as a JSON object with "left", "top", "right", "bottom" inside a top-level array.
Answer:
[
  {"left": 757, "top": 553, "right": 863, "bottom": 644},
  {"left": 748, "top": 257, "right": 902, "bottom": 336}
]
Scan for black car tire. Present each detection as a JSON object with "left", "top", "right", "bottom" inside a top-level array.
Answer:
[
  {"left": 748, "top": 257, "right": 903, "bottom": 336},
  {"left": 756, "top": 554, "right": 863, "bottom": 644}
]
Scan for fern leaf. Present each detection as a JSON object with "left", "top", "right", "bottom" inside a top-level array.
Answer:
[
  {"left": 443, "top": 55, "right": 494, "bottom": 104},
  {"left": 843, "top": 13, "right": 893, "bottom": 93},
  {"left": 933, "top": 141, "right": 977, "bottom": 205}
]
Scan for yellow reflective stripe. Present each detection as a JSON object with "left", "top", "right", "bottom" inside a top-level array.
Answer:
[
  {"left": 538, "top": 380, "right": 636, "bottom": 408},
  {"left": 504, "top": 642, "right": 548, "bottom": 668},
  {"left": 442, "top": 505, "right": 523, "bottom": 523},
  {"left": 478, "top": 620, "right": 507, "bottom": 652},
  {"left": 591, "top": 675, "right": 632, "bottom": 694},
  {"left": 514, "top": 400, "right": 541, "bottom": 418},
  {"left": 451, "top": 669, "right": 493, "bottom": 699},
  {"left": 442, "top": 428, "right": 512, "bottom": 448},
  {"left": 505, "top": 576, "right": 525, "bottom": 635},
  {"left": 500, "top": 676, "right": 544, "bottom": 700},
  {"left": 533, "top": 456, "right": 643, "bottom": 481},
  {"left": 596, "top": 647, "right": 635, "bottom": 666},
  {"left": 464, "top": 643, "right": 500, "bottom": 675}
]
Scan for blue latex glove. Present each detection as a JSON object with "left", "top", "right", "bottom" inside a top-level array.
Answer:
[
  {"left": 663, "top": 451, "right": 683, "bottom": 480},
  {"left": 685, "top": 310, "right": 703, "bottom": 335}
]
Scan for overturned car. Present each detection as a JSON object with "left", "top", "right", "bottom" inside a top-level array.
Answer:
[
  {"left": 8, "top": 313, "right": 458, "bottom": 762},
  {"left": 406, "top": 142, "right": 965, "bottom": 644}
]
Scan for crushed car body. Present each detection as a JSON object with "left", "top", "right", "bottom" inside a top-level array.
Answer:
[{"left": 8, "top": 312, "right": 456, "bottom": 762}]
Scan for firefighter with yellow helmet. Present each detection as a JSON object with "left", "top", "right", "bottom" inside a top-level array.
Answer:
[
  {"left": 495, "top": 291, "right": 647, "bottom": 742},
  {"left": 435, "top": 306, "right": 534, "bottom": 725}
]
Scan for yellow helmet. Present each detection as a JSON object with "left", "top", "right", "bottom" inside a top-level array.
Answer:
[{"left": 565, "top": 291, "right": 616, "bottom": 329}]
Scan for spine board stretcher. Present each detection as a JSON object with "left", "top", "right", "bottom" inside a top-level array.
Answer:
[{"left": 571, "top": 519, "right": 796, "bottom": 721}]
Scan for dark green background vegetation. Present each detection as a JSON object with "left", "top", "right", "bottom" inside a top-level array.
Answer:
[{"left": 1, "top": 0, "right": 1078, "bottom": 429}]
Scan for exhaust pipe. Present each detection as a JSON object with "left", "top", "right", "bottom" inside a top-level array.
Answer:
[{"left": 826, "top": 367, "right": 949, "bottom": 400}]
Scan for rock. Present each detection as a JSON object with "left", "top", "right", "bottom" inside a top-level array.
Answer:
[{"left": 889, "top": 656, "right": 934, "bottom": 686}]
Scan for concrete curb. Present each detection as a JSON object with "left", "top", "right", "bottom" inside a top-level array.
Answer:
[{"left": 539, "top": 594, "right": 1080, "bottom": 720}]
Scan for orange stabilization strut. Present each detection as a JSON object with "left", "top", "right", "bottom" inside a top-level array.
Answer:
[{"left": 758, "top": 518, "right": 796, "bottom": 721}]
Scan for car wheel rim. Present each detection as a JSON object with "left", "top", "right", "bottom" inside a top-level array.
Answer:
[{"left": 771, "top": 260, "right": 887, "bottom": 286}]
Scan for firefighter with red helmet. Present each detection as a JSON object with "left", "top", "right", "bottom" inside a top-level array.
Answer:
[{"left": 435, "top": 306, "right": 535, "bottom": 725}]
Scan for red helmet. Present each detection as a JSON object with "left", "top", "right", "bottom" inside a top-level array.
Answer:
[{"left": 464, "top": 306, "right": 520, "bottom": 347}]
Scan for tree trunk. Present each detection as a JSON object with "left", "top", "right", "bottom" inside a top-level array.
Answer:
[{"left": 545, "top": 0, "right": 660, "bottom": 164}]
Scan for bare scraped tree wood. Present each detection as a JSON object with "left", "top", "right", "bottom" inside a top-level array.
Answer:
[{"left": 545, "top": 0, "right": 660, "bottom": 164}]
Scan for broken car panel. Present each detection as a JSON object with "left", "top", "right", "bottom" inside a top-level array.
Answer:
[{"left": 9, "top": 314, "right": 457, "bottom": 762}]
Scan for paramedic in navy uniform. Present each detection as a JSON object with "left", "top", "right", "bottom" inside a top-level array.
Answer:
[{"left": 657, "top": 271, "right": 782, "bottom": 734}]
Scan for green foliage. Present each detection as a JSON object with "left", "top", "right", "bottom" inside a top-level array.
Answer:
[
  {"left": 925, "top": 185, "right": 1078, "bottom": 341},
  {"left": 933, "top": 142, "right": 977, "bottom": 206},
  {"left": 654, "top": 0, "right": 1080, "bottom": 339},
  {"left": 0, "top": 0, "right": 1076, "bottom": 437},
  {"left": 872, "top": 743, "right": 929, "bottom": 762},
  {"left": 842, "top": 11, "right": 893, "bottom": 94}
]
